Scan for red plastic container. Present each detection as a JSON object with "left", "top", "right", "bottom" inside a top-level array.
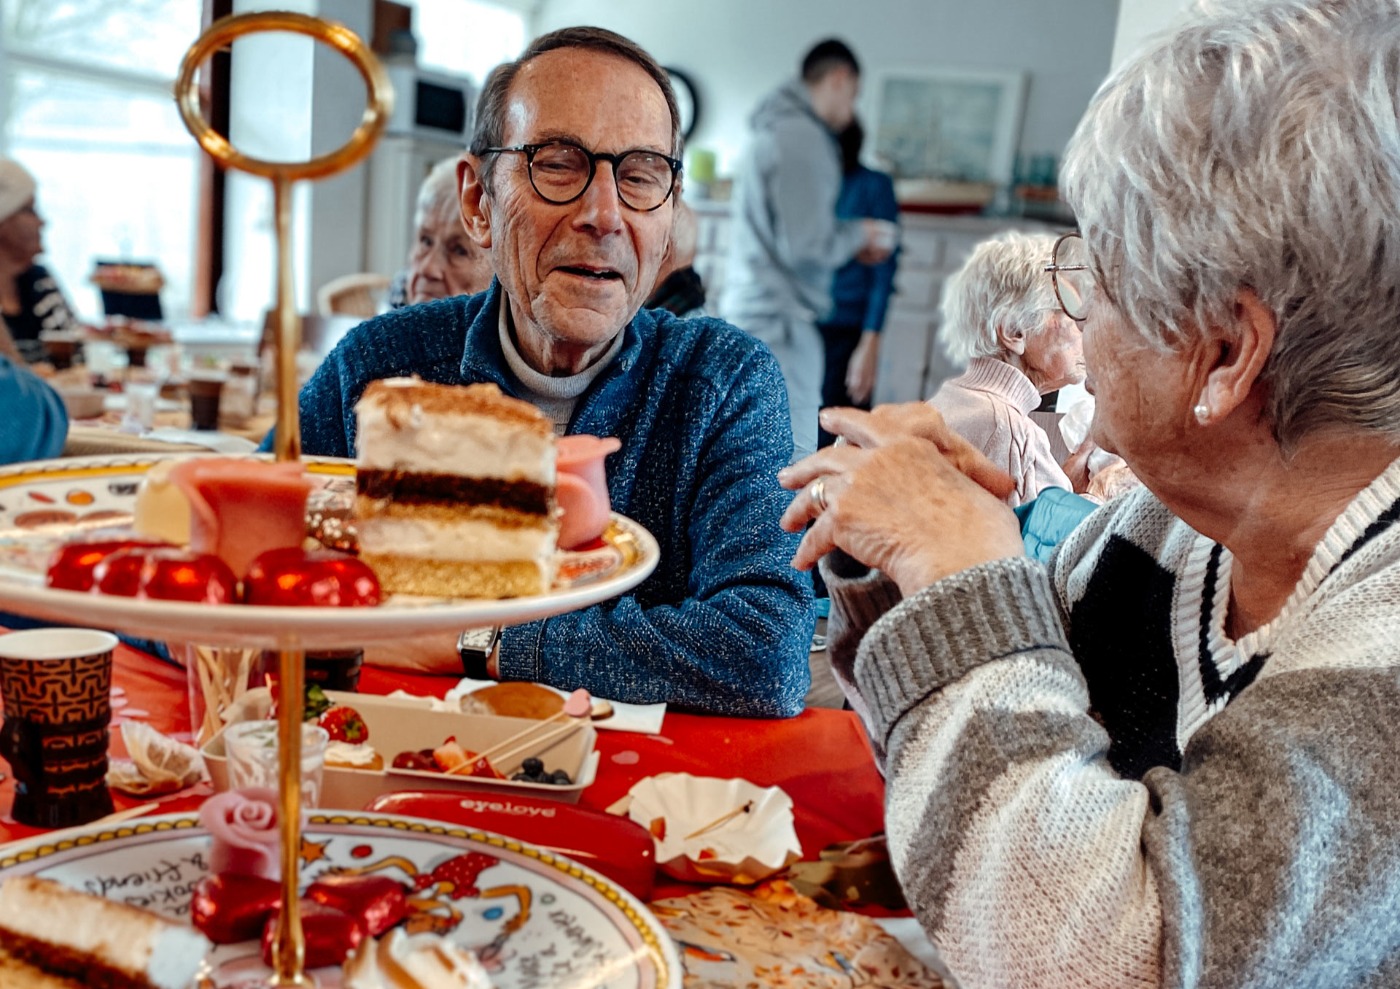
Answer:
[{"left": 366, "top": 789, "right": 656, "bottom": 901}]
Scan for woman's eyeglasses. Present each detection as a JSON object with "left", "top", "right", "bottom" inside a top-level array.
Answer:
[
  {"left": 485, "top": 141, "right": 681, "bottom": 212},
  {"left": 1045, "top": 231, "right": 1091, "bottom": 322}
]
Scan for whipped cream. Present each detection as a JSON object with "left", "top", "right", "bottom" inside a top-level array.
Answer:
[
  {"left": 343, "top": 929, "right": 493, "bottom": 989},
  {"left": 357, "top": 517, "right": 555, "bottom": 563},
  {"left": 325, "top": 741, "right": 379, "bottom": 768}
]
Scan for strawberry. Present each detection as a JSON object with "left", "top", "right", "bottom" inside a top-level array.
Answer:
[{"left": 318, "top": 705, "right": 369, "bottom": 744}]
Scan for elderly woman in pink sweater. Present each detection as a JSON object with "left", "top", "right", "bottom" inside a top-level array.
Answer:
[{"left": 929, "top": 230, "right": 1083, "bottom": 505}]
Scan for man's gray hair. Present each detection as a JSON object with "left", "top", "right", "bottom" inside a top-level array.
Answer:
[
  {"left": 1060, "top": 0, "right": 1400, "bottom": 450},
  {"left": 415, "top": 156, "right": 462, "bottom": 227},
  {"left": 938, "top": 230, "right": 1060, "bottom": 364},
  {"left": 469, "top": 26, "right": 681, "bottom": 193}
]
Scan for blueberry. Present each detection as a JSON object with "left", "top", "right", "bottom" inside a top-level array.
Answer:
[
  {"left": 522, "top": 757, "right": 544, "bottom": 776},
  {"left": 551, "top": 769, "right": 572, "bottom": 785},
  {"left": 511, "top": 772, "right": 531, "bottom": 781}
]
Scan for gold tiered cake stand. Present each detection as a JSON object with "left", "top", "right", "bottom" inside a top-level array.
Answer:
[
  {"left": 174, "top": 12, "right": 393, "bottom": 986},
  {"left": 0, "top": 13, "right": 661, "bottom": 989}
]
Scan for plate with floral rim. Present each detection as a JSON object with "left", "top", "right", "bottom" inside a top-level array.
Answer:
[{"left": 0, "top": 810, "right": 680, "bottom": 989}]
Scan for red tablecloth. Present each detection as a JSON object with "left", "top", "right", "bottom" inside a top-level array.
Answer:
[{"left": 0, "top": 641, "right": 887, "bottom": 901}]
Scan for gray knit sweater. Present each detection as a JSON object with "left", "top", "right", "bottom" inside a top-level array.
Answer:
[{"left": 835, "top": 458, "right": 1400, "bottom": 987}]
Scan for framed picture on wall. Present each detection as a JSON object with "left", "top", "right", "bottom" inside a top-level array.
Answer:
[{"left": 869, "top": 67, "right": 1027, "bottom": 185}]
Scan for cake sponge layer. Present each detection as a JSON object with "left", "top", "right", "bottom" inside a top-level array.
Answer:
[{"left": 362, "top": 553, "right": 552, "bottom": 598}]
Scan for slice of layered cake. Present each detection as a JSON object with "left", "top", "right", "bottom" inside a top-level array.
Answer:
[
  {"left": 0, "top": 876, "right": 211, "bottom": 989},
  {"left": 355, "top": 379, "right": 558, "bottom": 598}
]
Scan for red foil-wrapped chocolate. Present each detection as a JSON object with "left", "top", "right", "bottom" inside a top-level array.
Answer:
[
  {"left": 261, "top": 899, "right": 364, "bottom": 970},
  {"left": 306, "top": 874, "right": 408, "bottom": 937},
  {"left": 190, "top": 873, "right": 282, "bottom": 944}
]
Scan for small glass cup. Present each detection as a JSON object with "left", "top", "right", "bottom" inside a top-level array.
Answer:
[
  {"left": 224, "top": 720, "right": 330, "bottom": 808},
  {"left": 188, "top": 373, "right": 226, "bottom": 430},
  {"left": 122, "top": 378, "right": 159, "bottom": 434}
]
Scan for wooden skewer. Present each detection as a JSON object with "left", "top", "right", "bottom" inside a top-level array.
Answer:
[
  {"left": 683, "top": 800, "right": 755, "bottom": 841},
  {"left": 478, "top": 717, "right": 587, "bottom": 777},
  {"left": 466, "top": 708, "right": 571, "bottom": 770}
]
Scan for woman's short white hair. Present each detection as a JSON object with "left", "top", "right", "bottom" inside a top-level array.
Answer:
[
  {"left": 415, "top": 156, "right": 463, "bottom": 227},
  {"left": 1060, "top": 0, "right": 1400, "bottom": 450},
  {"left": 938, "top": 230, "right": 1060, "bottom": 364}
]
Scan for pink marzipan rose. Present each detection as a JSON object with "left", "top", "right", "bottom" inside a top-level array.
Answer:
[{"left": 199, "top": 787, "right": 281, "bottom": 881}]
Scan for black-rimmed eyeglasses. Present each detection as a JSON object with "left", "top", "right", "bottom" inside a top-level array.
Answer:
[
  {"left": 485, "top": 141, "right": 682, "bottom": 212},
  {"left": 1044, "top": 231, "right": 1091, "bottom": 322}
]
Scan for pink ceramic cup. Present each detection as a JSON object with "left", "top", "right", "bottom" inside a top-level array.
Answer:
[{"left": 556, "top": 435, "right": 621, "bottom": 550}]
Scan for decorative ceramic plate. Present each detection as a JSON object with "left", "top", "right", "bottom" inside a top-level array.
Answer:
[
  {"left": 0, "top": 811, "right": 680, "bottom": 989},
  {"left": 0, "top": 455, "right": 659, "bottom": 648}
]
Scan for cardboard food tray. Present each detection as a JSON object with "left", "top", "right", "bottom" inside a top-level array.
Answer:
[{"left": 202, "top": 691, "right": 600, "bottom": 807}]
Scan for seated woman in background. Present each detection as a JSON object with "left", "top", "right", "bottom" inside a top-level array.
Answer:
[
  {"left": 781, "top": 0, "right": 1400, "bottom": 984},
  {"left": 0, "top": 159, "right": 80, "bottom": 365},
  {"left": 388, "top": 156, "right": 494, "bottom": 307},
  {"left": 929, "top": 229, "right": 1082, "bottom": 506}
]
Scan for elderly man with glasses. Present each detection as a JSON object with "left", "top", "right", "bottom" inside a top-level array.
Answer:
[{"left": 281, "top": 26, "right": 813, "bottom": 717}]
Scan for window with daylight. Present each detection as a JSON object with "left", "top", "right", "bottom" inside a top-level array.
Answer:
[{"left": 0, "top": 0, "right": 204, "bottom": 321}]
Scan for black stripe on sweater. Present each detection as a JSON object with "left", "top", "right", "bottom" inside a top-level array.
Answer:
[{"left": 1332, "top": 494, "right": 1400, "bottom": 576}]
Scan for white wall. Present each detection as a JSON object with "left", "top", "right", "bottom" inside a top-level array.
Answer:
[
  {"left": 531, "top": 0, "right": 1118, "bottom": 176},
  {"left": 1111, "top": 0, "right": 1193, "bottom": 70},
  {"left": 223, "top": 0, "right": 374, "bottom": 322}
]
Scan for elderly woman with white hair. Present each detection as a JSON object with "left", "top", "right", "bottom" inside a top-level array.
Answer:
[
  {"left": 0, "top": 158, "right": 80, "bottom": 364},
  {"left": 930, "top": 229, "right": 1084, "bottom": 506},
  {"left": 780, "top": 1, "right": 1400, "bottom": 985},
  {"left": 388, "top": 156, "right": 494, "bottom": 307}
]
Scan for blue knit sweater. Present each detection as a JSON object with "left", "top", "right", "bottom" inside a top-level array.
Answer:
[
  {"left": 1, "top": 355, "right": 67, "bottom": 463},
  {"left": 286, "top": 283, "right": 814, "bottom": 717}
]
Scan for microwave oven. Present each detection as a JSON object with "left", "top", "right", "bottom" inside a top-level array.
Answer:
[{"left": 385, "top": 65, "right": 476, "bottom": 143}]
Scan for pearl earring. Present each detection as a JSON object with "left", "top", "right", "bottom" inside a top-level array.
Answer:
[{"left": 1193, "top": 403, "right": 1211, "bottom": 424}]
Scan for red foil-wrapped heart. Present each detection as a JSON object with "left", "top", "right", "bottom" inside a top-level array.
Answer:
[
  {"left": 243, "top": 547, "right": 382, "bottom": 607},
  {"left": 190, "top": 873, "right": 282, "bottom": 944},
  {"left": 306, "top": 874, "right": 408, "bottom": 937},
  {"left": 261, "top": 899, "right": 364, "bottom": 970},
  {"left": 45, "top": 535, "right": 169, "bottom": 591}
]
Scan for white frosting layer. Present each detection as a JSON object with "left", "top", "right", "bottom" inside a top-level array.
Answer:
[
  {"left": 326, "top": 741, "right": 379, "bottom": 767},
  {"left": 356, "top": 389, "right": 555, "bottom": 484},
  {"left": 359, "top": 517, "right": 555, "bottom": 563}
]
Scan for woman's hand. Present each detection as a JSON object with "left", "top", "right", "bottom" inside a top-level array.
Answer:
[{"left": 779, "top": 404, "right": 1023, "bottom": 596}]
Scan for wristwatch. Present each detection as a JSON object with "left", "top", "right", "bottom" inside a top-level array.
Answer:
[{"left": 457, "top": 626, "right": 501, "bottom": 679}]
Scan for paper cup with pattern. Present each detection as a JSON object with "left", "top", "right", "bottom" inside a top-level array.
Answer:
[{"left": 0, "top": 628, "right": 118, "bottom": 827}]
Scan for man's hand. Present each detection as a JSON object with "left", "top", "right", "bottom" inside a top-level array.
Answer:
[
  {"left": 778, "top": 404, "right": 1022, "bottom": 596},
  {"left": 845, "top": 331, "right": 880, "bottom": 405}
]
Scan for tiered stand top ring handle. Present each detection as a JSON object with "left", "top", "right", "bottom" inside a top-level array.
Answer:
[{"left": 174, "top": 13, "right": 392, "bottom": 987}]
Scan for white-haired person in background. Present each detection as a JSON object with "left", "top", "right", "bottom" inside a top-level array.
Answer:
[
  {"left": 0, "top": 158, "right": 80, "bottom": 365},
  {"left": 388, "top": 156, "right": 494, "bottom": 308},
  {"left": 929, "top": 229, "right": 1084, "bottom": 507},
  {"left": 781, "top": 0, "right": 1400, "bottom": 985}
]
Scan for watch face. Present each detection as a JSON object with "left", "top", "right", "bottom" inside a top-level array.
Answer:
[
  {"left": 664, "top": 67, "right": 700, "bottom": 143},
  {"left": 459, "top": 627, "right": 498, "bottom": 650}
]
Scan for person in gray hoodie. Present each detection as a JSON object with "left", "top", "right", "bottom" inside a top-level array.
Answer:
[{"left": 720, "top": 40, "right": 892, "bottom": 459}]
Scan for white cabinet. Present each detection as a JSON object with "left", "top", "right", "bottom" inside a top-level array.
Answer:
[{"left": 690, "top": 201, "right": 1056, "bottom": 404}]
